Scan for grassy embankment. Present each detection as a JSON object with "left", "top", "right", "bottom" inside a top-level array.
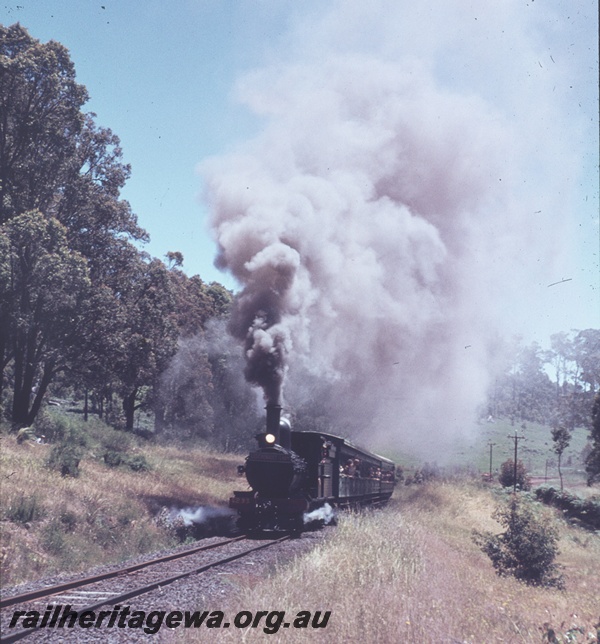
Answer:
[
  {"left": 2, "top": 412, "right": 598, "bottom": 642},
  {"left": 201, "top": 482, "right": 599, "bottom": 643},
  {"left": 0, "top": 416, "right": 242, "bottom": 588}
]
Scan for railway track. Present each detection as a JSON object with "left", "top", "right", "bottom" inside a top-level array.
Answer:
[{"left": 1, "top": 534, "right": 291, "bottom": 643}]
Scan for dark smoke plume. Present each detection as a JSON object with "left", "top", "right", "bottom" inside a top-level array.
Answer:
[{"left": 226, "top": 241, "right": 300, "bottom": 404}]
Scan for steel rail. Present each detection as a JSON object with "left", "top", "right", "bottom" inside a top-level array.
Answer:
[
  {"left": 0, "top": 535, "right": 247, "bottom": 610},
  {"left": 1, "top": 535, "right": 290, "bottom": 644}
]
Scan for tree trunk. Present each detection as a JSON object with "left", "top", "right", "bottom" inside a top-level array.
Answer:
[
  {"left": 11, "top": 343, "right": 29, "bottom": 426},
  {"left": 557, "top": 453, "right": 563, "bottom": 492},
  {"left": 11, "top": 322, "right": 44, "bottom": 425},
  {"left": 0, "top": 329, "right": 7, "bottom": 404},
  {"left": 123, "top": 389, "right": 138, "bottom": 430},
  {"left": 26, "top": 361, "right": 55, "bottom": 425},
  {"left": 84, "top": 387, "right": 89, "bottom": 422}
]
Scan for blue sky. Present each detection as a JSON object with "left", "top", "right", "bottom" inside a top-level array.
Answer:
[{"left": 1, "top": 0, "right": 598, "bottom": 345}]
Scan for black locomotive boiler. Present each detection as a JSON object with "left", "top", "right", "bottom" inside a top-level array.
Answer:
[{"left": 230, "top": 404, "right": 396, "bottom": 532}]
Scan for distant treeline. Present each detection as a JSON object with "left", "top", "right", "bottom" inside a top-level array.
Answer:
[{"left": 487, "top": 330, "right": 599, "bottom": 432}]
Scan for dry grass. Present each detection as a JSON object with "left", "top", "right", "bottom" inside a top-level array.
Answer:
[
  {"left": 0, "top": 432, "right": 242, "bottom": 588},
  {"left": 190, "top": 482, "right": 600, "bottom": 643},
  {"left": 2, "top": 423, "right": 598, "bottom": 642}
]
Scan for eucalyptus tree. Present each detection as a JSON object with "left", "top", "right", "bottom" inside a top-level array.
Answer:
[
  {"left": 551, "top": 425, "right": 571, "bottom": 492},
  {"left": 0, "top": 24, "right": 145, "bottom": 250},
  {"left": 111, "top": 255, "right": 179, "bottom": 431},
  {"left": 0, "top": 25, "right": 86, "bottom": 222},
  {"left": 0, "top": 24, "right": 147, "bottom": 426},
  {"left": 549, "top": 329, "right": 600, "bottom": 431},
  {"left": 0, "top": 211, "right": 90, "bottom": 425}
]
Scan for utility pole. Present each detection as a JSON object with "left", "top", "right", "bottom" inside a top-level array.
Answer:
[
  {"left": 508, "top": 430, "right": 526, "bottom": 492},
  {"left": 488, "top": 441, "right": 496, "bottom": 480}
]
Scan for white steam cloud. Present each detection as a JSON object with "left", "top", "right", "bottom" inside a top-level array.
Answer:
[
  {"left": 170, "top": 505, "right": 235, "bottom": 528},
  {"left": 304, "top": 503, "right": 336, "bottom": 526},
  {"left": 201, "top": 1, "right": 592, "bottom": 456}
]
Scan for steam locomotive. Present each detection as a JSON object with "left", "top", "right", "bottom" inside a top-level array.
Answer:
[{"left": 230, "top": 404, "right": 396, "bottom": 533}]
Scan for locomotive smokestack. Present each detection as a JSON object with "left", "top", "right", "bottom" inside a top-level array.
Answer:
[
  {"left": 265, "top": 403, "right": 291, "bottom": 449},
  {"left": 266, "top": 403, "right": 282, "bottom": 442}
]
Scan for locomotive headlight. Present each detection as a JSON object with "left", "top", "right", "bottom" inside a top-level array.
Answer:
[{"left": 265, "top": 433, "right": 276, "bottom": 444}]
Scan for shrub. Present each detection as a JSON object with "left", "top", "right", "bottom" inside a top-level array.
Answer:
[
  {"left": 5, "top": 494, "right": 45, "bottom": 524},
  {"left": 97, "top": 427, "right": 134, "bottom": 453},
  {"left": 125, "top": 454, "right": 150, "bottom": 472},
  {"left": 103, "top": 450, "right": 150, "bottom": 472},
  {"left": 473, "top": 495, "right": 564, "bottom": 589},
  {"left": 34, "top": 411, "right": 76, "bottom": 444},
  {"left": 498, "top": 459, "right": 531, "bottom": 491},
  {"left": 47, "top": 443, "right": 83, "bottom": 477},
  {"left": 46, "top": 425, "right": 89, "bottom": 477},
  {"left": 103, "top": 450, "right": 124, "bottom": 467},
  {"left": 42, "top": 519, "right": 67, "bottom": 555},
  {"left": 535, "top": 487, "right": 600, "bottom": 530},
  {"left": 59, "top": 508, "right": 78, "bottom": 532}
]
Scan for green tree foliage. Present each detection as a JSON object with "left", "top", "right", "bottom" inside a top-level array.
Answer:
[
  {"left": 112, "top": 257, "right": 179, "bottom": 431},
  {"left": 0, "top": 24, "right": 146, "bottom": 250},
  {"left": 551, "top": 425, "right": 571, "bottom": 492},
  {"left": 585, "top": 392, "right": 600, "bottom": 486},
  {"left": 572, "top": 329, "right": 600, "bottom": 393},
  {"left": 548, "top": 330, "right": 599, "bottom": 430},
  {"left": 498, "top": 459, "right": 530, "bottom": 491},
  {"left": 168, "top": 268, "right": 231, "bottom": 338},
  {"left": 0, "top": 25, "right": 292, "bottom": 447},
  {"left": 489, "top": 332, "right": 599, "bottom": 433},
  {"left": 490, "top": 339, "right": 554, "bottom": 426},
  {"left": 473, "top": 496, "right": 564, "bottom": 589},
  {"left": 0, "top": 211, "right": 90, "bottom": 425},
  {"left": 0, "top": 25, "right": 87, "bottom": 221}
]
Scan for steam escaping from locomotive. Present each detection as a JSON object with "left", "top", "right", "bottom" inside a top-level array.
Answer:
[
  {"left": 304, "top": 503, "right": 336, "bottom": 526},
  {"left": 166, "top": 505, "right": 236, "bottom": 537},
  {"left": 202, "top": 1, "right": 586, "bottom": 455},
  {"left": 173, "top": 505, "right": 235, "bottom": 528}
]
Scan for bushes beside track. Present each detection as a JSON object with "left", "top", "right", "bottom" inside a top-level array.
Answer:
[{"left": 534, "top": 486, "right": 600, "bottom": 530}]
